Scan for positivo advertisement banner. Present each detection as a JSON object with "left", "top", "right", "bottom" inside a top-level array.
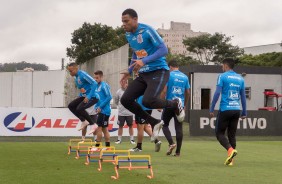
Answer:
[
  {"left": 0, "top": 107, "right": 175, "bottom": 137},
  {"left": 189, "top": 110, "right": 282, "bottom": 136}
]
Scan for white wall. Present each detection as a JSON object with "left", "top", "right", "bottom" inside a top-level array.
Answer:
[
  {"left": 193, "top": 73, "right": 282, "bottom": 110},
  {"left": 0, "top": 73, "right": 13, "bottom": 107}
]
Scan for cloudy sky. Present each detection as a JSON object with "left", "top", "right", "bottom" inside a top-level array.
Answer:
[{"left": 1, "top": 0, "right": 281, "bottom": 70}]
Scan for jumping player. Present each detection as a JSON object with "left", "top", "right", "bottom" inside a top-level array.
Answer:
[
  {"left": 67, "top": 62, "right": 99, "bottom": 141},
  {"left": 210, "top": 58, "right": 247, "bottom": 166},
  {"left": 120, "top": 8, "right": 184, "bottom": 142}
]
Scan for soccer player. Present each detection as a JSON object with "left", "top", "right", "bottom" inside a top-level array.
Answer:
[
  {"left": 129, "top": 95, "right": 162, "bottom": 152},
  {"left": 161, "top": 60, "right": 190, "bottom": 157},
  {"left": 67, "top": 63, "right": 99, "bottom": 141},
  {"left": 120, "top": 8, "right": 184, "bottom": 142},
  {"left": 91, "top": 70, "right": 112, "bottom": 148},
  {"left": 115, "top": 80, "right": 135, "bottom": 144},
  {"left": 210, "top": 58, "right": 247, "bottom": 166}
]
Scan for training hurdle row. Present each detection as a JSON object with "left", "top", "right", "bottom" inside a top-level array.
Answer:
[{"left": 67, "top": 139, "right": 93, "bottom": 155}]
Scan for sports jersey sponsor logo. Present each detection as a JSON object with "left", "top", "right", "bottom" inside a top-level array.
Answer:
[
  {"left": 137, "top": 34, "right": 143, "bottom": 43},
  {"left": 229, "top": 90, "right": 239, "bottom": 100},
  {"left": 135, "top": 49, "right": 148, "bottom": 59},
  {"left": 172, "top": 86, "right": 183, "bottom": 95},
  {"left": 230, "top": 83, "right": 240, "bottom": 87},
  {"left": 174, "top": 78, "right": 184, "bottom": 83},
  {"left": 200, "top": 117, "right": 267, "bottom": 130},
  {"left": 77, "top": 77, "right": 82, "bottom": 84},
  {"left": 227, "top": 76, "right": 241, "bottom": 80}
]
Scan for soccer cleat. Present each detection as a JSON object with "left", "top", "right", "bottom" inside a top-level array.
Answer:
[
  {"left": 173, "top": 153, "right": 180, "bottom": 157},
  {"left": 227, "top": 159, "right": 234, "bottom": 166},
  {"left": 129, "top": 147, "right": 142, "bottom": 152},
  {"left": 130, "top": 140, "right": 136, "bottom": 145},
  {"left": 78, "top": 121, "right": 89, "bottom": 131},
  {"left": 224, "top": 149, "right": 238, "bottom": 165},
  {"left": 78, "top": 140, "right": 85, "bottom": 144},
  {"left": 155, "top": 141, "right": 162, "bottom": 152},
  {"left": 166, "top": 144, "right": 176, "bottom": 155},
  {"left": 174, "top": 98, "right": 185, "bottom": 122},
  {"left": 152, "top": 120, "right": 164, "bottom": 141},
  {"left": 115, "top": 140, "right": 121, "bottom": 144}
]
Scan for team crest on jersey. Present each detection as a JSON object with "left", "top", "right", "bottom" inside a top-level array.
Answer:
[
  {"left": 137, "top": 34, "right": 143, "bottom": 43},
  {"left": 77, "top": 77, "right": 82, "bottom": 84}
]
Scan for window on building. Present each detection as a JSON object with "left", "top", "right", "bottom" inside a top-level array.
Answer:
[
  {"left": 201, "top": 88, "right": 211, "bottom": 109},
  {"left": 245, "top": 87, "right": 251, "bottom": 99}
]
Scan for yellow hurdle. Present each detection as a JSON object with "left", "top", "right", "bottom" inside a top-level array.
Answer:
[
  {"left": 111, "top": 155, "right": 153, "bottom": 180},
  {"left": 75, "top": 141, "right": 98, "bottom": 159},
  {"left": 98, "top": 149, "right": 130, "bottom": 171},
  {"left": 67, "top": 139, "right": 92, "bottom": 155}
]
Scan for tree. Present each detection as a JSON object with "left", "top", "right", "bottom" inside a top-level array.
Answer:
[
  {"left": 66, "top": 22, "right": 127, "bottom": 64},
  {"left": 0, "top": 61, "right": 48, "bottom": 72},
  {"left": 166, "top": 48, "right": 200, "bottom": 66},
  {"left": 239, "top": 52, "right": 282, "bottom": 67},
  {"left": 183, "top": 33, "right": 244, "bottom": 65}
]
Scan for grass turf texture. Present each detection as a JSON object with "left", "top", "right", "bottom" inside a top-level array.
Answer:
[{"left": 1, "top": 139, "right": 282, "bottom": 184}]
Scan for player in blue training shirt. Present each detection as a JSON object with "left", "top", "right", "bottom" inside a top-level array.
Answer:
[
  {"left": 161, "top": 60, "right": 190, "bottom": 157},
  {"left": 210, "top": 58, "right": 247, "bottom": 166},
  {"left": 120, "top": 8, "right": 184, "bottom": 142},
  {"left": 67, "top": 62, "right": 99, "bottom": 141},
  {"left": 90, "top": 70, "right": 112, "bottom": 148}
]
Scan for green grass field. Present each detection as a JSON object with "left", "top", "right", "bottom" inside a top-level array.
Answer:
[{"left": 1, "top": 137, "right": 282, "bottom": 184}]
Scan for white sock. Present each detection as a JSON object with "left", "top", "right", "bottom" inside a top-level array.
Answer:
[
  {"left": 93, "top": 135, "right": 97, "bottom": 141},
  {"left": 130, "top": 136, "right": 134, "bottom": 141},
  {"left": 118, "top": 136, "right": 122, "bottom": 141},
  {"left": 82, "top": 136, "right": 85, "bottom": 140}
]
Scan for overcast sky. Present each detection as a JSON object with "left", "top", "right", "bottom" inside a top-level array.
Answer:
[{"left": 1, "top": 0, "right": 281, "bottom": 70}]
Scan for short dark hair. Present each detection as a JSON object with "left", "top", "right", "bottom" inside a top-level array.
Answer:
[
  {"left": 94, "top": 70, "right": 103, "bottom": 76},
  {"left": 122, "top": 8, "right": 138, "bottom": 18},
  {"left": 168, "top": 60, "right": 179, "bottom": 68},
  {"left": 222, "top": 58, "right": 237, "bottom": 69},
  {"left": 68, "top": 62, "right": 78, "bottom": 67}
]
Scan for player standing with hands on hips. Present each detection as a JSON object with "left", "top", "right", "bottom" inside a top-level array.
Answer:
[
  {"left": 120, "top": 8, "right": 185, "bottom": 141},
  {"left": 210, "top": 58, "right": 247, "bottom": 166}
]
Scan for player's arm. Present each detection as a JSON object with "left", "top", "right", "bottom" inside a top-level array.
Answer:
[
  {"left": 184, "top": 89, "right": 190, "bottom": 110},
  {"left": 97, "top": 84, "right": 112, "bottom": 109},
  {"left": 142, "top": 42, "right": 168, "bottom": 64},
  {"left": 240, "top": 82, "right": 247, "bottom": 118},
  {"left": 115, "top": 90, "right": 120, "bottom": 105},
  {"left": 82, "top": 74, "right": 97, "bottom": 101}
]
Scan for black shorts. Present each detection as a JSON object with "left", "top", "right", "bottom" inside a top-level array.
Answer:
[
  {"left": 135, "top": 110, "right": 152, "bottom": 124},
  {"left": 90, "top": 114, "right": 98, "bottom": 124},
  {"left": 118, "top": 116, "right": 133, "bottom": 126},
  {"left": 96, "top": 113, "right": 110, "bottom": 127}
]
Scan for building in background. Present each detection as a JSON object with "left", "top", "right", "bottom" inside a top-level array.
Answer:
[
  {"left": 157, "top": 21, "right": 207, "bottom": 57},
  {"left": 243, "top": 43, "right": 282, "bottom": 55}
]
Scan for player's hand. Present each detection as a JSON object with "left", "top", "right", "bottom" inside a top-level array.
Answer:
[
  {"left": 210, "top": 112, "right": 214, "bottom": 117},
  {"left": 120, "top": 72, "right": 130, "bottom": 86},
  {"left": 83, "top": 97, "right": 89, "bottom": 103},
  {"left": 129, "top": 59, "right": 144, "bottom": 73},
  {"left": 96, "top": 108, "right": 101, "bottom": 113},
  {"left": 80, "top": 88, "right": 86, "bottom": 93}
]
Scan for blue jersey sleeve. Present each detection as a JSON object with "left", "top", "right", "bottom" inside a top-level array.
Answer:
[
  {"left": 210, "top": 86, "right": 222, "bottom": 112},
  {"left": 185, "top": 77, "right": 190, "bottom": 89},
  {"left": 240, "top": 82, "right": 247, "bottom": 116},
  {"left": 82, "top": 73, "right": 97, "bottom": 99},
  {"left": 217, "top": 74, "right": 223, "bottom": 87},
  {"left": 146, "top": 28, "right": 164, "bottom": 47},
  {"left": 142, "top": 43, "right": 168, "bottom": 64}
]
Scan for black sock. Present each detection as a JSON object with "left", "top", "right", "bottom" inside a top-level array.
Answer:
[
  {"left": 137, "top": 143, "right": 142, "bottom": 149},
  {"left": 106, "top": 142, "right": 110, "bottom": 147},
  {"left": 154, "top": 139, "right": 159, "bottom": 144},
  {"left": 95, "top": 143, "right": 100, "bottom": 147}
]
